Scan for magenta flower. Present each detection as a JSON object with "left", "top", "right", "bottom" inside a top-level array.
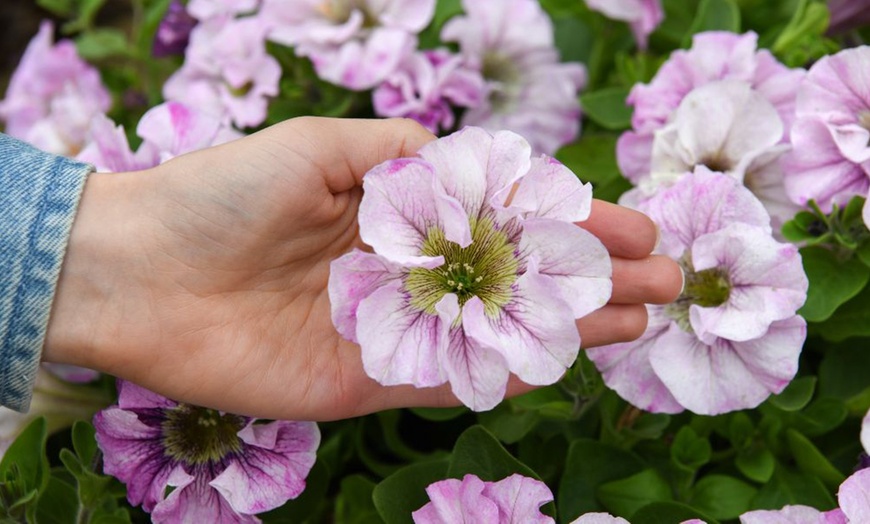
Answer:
[
  {"left": 163, "top": 15, "right": 280, "bottom": 128},
  {"left": 0, "top": 21, "right": 111, "bottom": 156},
  {"left": 827, "top": 0, "right": 870, "bottom": 34},
  {"left": 587, "top": 170, "right": 807, "bottom": 415},
  {"left": 782, "top": 47, "right": 870, "bottom": 226},
  {"left": 412, "top": 473, "right": 554, "bottom": 523},
  {"left": 153, "top": 0, "right": 198, "bottom": 57},
  {"left": 373, "top": 49, "right": 485, "bottom": 134},
  {"left": 628, "top": 80, "right": 798, "bottom": 229},
  {"left": 617, "top": 31, "right": 804, "bottom": 183},
  {"left": 262, "top": 0, "right": 435, "bottom": 90},
  {"left": 441, "top": 0, "right": 586, "bottom": 155},
  {"left": 94, "top": 380, "right": 319, "bottom": 523},
  {"left": 584, "top": 0, "right": 663, "bottom": 50},
  {"left": 328, "top": 127, "right": 611, "bottom": 411}
]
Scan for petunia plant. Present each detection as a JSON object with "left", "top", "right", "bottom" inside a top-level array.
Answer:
[{"left": 3, "top": 0, "right": 870, "bottom": 522}]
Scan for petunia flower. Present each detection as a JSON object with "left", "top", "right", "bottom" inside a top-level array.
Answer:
[
  {"left": 328, "top": 127, "right": 612, "bottom": 411},
  {"left": 584, "top": 0, "right": 663, "bottom": 50},
  {"left": 412, "top": 473, "right": 554, "bottom": 523},
  {"left": 441, "top": 0, "right": 586, "bottom": 155},
  {"left": 626, "top": 80, "right": 799, "bottom": 229},
  {"left": 153, "top": 0, "right": 199, "bottom": 57},
  {"left": 94, "top": 380, "right": 319, "bottom": 523},
  {"left": 187, "top": 0, "right": 259, "bottom": 20},
  {"left": 617, "top": 31, "right": 804, "bottom": 183},
  {"left": 372, "top": 48, "right": 486, "bottom": 134},
  {"left": 261, "top": 0, "right": 435, "bottom": 90},
  {"left": 740, "top": 505, "right": 845, "bottom": 523},
  {"left": 568, "top": 513, "right": 630, "bottom": 524},
  {"left": 781, "top": 46, "right": 870, "bottom": 227},
  {"left": 0, "top": 21, "right": 111, "bottom": 156},
  {"left": 587, "top": 170, "right": 808, "bottom": 415},
  {"left": 163, "top": 15, "right": 280, "bottom": 128}
]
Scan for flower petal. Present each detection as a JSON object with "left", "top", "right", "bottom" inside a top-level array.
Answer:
[
  {"left": 328, "top": 250, "right": 403, "bottom": 342},
  {"left": 463, "top": 270, "right": 580, "bottom": 385},
  {"left": 153, "top": 473, "right": 256, "bottom": 524},
  {"left": 838, "top": 468, "right": 870, "bottom": 523},
  {"left": 511, "top": 157, "right": 594, "bottom": 223},
  {"left": 570, "top": 513, "right": 631, "bottom": 524},
  {"left": 518, "top": 218, "right": 612, "bottom": 318},
  {"left": 412, "top": 474, "right": 500, "bottom": 524},
  {"left": 356, "top": 281, "right": 454, "bottom": 387},
  {"left": 739, "top": 505, "right": 829, "bottom": 524},
  {"left": 481, "top": 473, "right": 555, "bottom": 523}
]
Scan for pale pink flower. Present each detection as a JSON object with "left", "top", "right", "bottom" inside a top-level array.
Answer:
[
  {"left": 629, "top": 80, "right": 799, "bottom": 229},
  {"left": 163, "top": 15, "right": 280, "bottom": 128},
  {"left": 187, "top": 0, "right": 259, "bottom": 20},
  {"left": 373, "top": 49, "right": 485, "bottom": 133},
  {"left": 569, "top": 514, "right": 630, "bottom": 524},
  {"left": 838, "top": 468, "right": 870, "bottom": 522},
  {"left": 584, "top": 0, "right": 663, "bottom": 50},
  {"left": 0, "top": 21, "right": 111, "bottom": 156},
  {"left": 412, "top": 474, "right": 554, "bottom": 523},
  {"left": 782, "top": 46, "right": 870, "bottom": 226},
  {"left": 441, "top": 0, "right": 586, "bottom": 154},
  {"left": 740, "top": 505, "right": 845, "bottom": 523},
  {"left": 94, "top": 381, "right": 319, "bottom": 523},
  {"left": 862, "top": 408, "right": 870, "bottom": 455},
  {"left": 587, "top": 170, "right": 807, "bottom": 415},
  {"left": 328, "top": 127, "right": 611, "bottom": 411},
  {"left": 262, "top": 0, "right": 435, "bottom": 90},
  {"left": 617, "top": 31, "right": 804, "bottom": 183}
]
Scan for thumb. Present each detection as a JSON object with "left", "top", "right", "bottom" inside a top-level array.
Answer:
[{"left": 264, "top": 116, "right": 437, "bottom": 193}]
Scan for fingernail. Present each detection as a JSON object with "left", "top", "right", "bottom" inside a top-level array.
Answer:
[
  {"left": 653, "top": 223, "right": 662, "bottom": 252},
  {"left": 679, "top": 265, "right": 686, "bottom": 296}
]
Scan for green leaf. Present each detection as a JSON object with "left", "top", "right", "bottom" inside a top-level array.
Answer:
[
  {"left": 372, "top": 460, "right": 449, "bottom": 524},
  {"left": 35, "top": 476, "right": 77, "bottom": 524},
  {"left": 477, "top": 403, "right": 540, "bottom": 444},
  {"left": 76, "top": 29, "right": 131, "bottom": 61},
  {"left": 683, "top": 0, "right": 740, "bottom": 45},
  {"left": 36, "top": 0, "right": 74, "bottom": 16},
  {"left": 736, "top": 447, "right": 775, "bottom": 483},
  {"left": 792, "top": 398, "right": 849, "bottom": 437},
  {"left": 753, "top": 466, "right": 837, "bottom": 510},
  {"left": 818, "top": 342, "right": 870, "bottom": 403},
  {"left": 670, "top": 427, "right": 711, "bottom": 471},
  {"left": 728, "top": 412, "right": 755, "bottom": 448},
  {"left": 261, "top": 460, "right": 329, "bottom": 523},
  {"left": 553, "top": 16, "right": 595, "bottom": 65},
  {"left": 556, "top": 134, "right": 630, "bottom": 203},
  {"left": 72, "top": 421, "right": 98, "bottom": 466},
  {"left": 631, "top": 501, "right": 719, "bottom": 524},
  {"left": 786, "top": 429, "right": 847, "bottom": 488},
  {"left": 447, "top": 426, "right": 540, "bottom": 482},
  {"left": 771, "top": 0, "right": 835, "bottom": 67},
  {"left": 597, "top": 469, "right": 672, "bottom": 518},
  {"left": 799, "top": 246, "right": 870, "bottom": 322},
  {"left": 580, "top": 87, "right": 633, "bottom": 130},
  {"left": 814, "top": 283, "right": 870, "bottom": 342},
  {"left": 0, "top": 417, "right": 49, "bottom": 493},
  {"left": 689, "top": 475, "right": 756, "bottom": 519},
  {"left": 558, "top": 439, "right": 647, "bottom": 521},
  {"left": 768, "top": 377, "right": 817, "bottom": 411},
  {"left": 335, "top": 475, "right": 381, "bottom": 524},
  {"left": 409, "top": 406, "right": 467, "bottom": 422}
]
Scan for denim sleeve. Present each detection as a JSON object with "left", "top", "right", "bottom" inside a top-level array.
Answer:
[{"left": 0, "top": 133, "right": 93, "bottom": 412}]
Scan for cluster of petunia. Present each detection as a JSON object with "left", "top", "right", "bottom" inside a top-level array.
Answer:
[{"left": 587, "top": 32, "right": 870, "bottom": 417}]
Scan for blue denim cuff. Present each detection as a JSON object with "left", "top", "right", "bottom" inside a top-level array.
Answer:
[{"left": 0, "top": 134, "right": 93, "bottom": 412}]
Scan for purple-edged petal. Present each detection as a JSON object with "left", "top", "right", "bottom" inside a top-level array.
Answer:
[
  {"left": 328, "top": 250, "right": 403, "bottom": 343},
  {"left": 570, "top": 514, "right": 630, "bottom": 524},
  {"left": 356, "top": 282, "right": 454, "bottom": 387},
  {"left": 511, "top": 156, "right": 594, "bottom": 223},
  {"left": 649, "top": 317, "right": 804, "bottom": 415},
  {"left": 481, "top": 473, "right": 555, "bottom": 523},
  {"left": 861, "top": 408, "right": 870, "bottom": 455},
  {"left": 839, "top": 468, "right": 870, "bottom": 522},
  {"left": 739, "top": 505, "right": 829, "bottom": 524},
  {"left": 413, "top": 475, "right": 500, "bottom": 524},
  {"left": 116, "top": 380, "right": 177, "bottom": 410},
  {"left": 689, "top": 225, "right": 807, "bottom": 343},
  {"left": 441, "top": 300, "right": 511, "bottom": 412},
  {"left": 464, "top": 271, "right": 580, "bottom": 385},
  {"left": 360, "top": 157, "right": 467, "bottom": 263},
  {"left": 518, "top": 218, "right": 612, "bottom": 318},
  {"left": 617, "top": 131, "right": 655, "bottom": 183},
  {"left": 153, "top": 472, "right": 256, "bottom": 524},
  {"left": 212, "top": 420, "right": 318, "bottom": 514},
  {"left": 585, "top": 306, "right": 684, "bottom": 413}
]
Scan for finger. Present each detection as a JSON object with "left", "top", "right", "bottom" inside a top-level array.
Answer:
[
  {"left": 579, "top": 200, "right": 659, "bottom": 259},
  {"left": 577, "top": 303, "right": 649, "bottom": 348},
  {"left": 271, "top": 116, "right": 437, "bottom": 193},
  {"left": 610, "top": 255, "right": 684, "bottom": 304}
]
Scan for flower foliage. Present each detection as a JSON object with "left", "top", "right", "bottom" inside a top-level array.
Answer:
[{"left": 3, "top": 0, "right": 870, "bottom": 522}]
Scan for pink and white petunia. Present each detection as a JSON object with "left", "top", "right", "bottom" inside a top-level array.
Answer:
[
  {"left": 94, "top": 380, "right": 319, "bottom": 523},
  {"left": 617, "top": 31, "right": 804, "bottom": 183},
  {"left": 838, "top": 468, "right": 870, "bottom": 523},
  {"left": 163, "top": 15, "right": 280, "bottom": 128},
  {"left": 328, "top": 127, "right": 612, "bottom": 411},
  {"left": 588, "top": 170, "right": 808, "bottom": 415},
  {"left": 568, "top": 513, "right": 630, "bottom": 524},
  {"left": 627, "top": 80, "right": 798, "bottom": 228},
  {"left": 262, "top": 0, "right": 435, "bottom": 90},
  {"left": 373, "top": 49, "right": 485, "bottom": 134},
  {"left": 187, "top": 0, "right": 259, "bottom": 20},
  {"left": 441, "top": 0, "right": 586, "bottom": 155},
  {"left": 584, "top": 0, "right": 663, "bottom": 50},
  {"left": 0, "top": 21, "right": 111, "bottom": 156},
  {"left": 740, "top": 505, "right": 845, "bottom": 523},
  {"left": 412, "top": 473, "right": 554, "bottom": 524},
  {"left": 782, "top": 46, "right": 870, "bottom": 227}
]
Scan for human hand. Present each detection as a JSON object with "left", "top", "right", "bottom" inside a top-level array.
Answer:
[{"left": 43, "top": 117, "right": 682, "bottom": 421}]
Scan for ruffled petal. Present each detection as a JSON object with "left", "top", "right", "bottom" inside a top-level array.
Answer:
[
  {"left": 412, "top": 475, "right": 500, "bottom": 524},
  {"left": 739, "top": 505, "right": 829, "bottom": 524},
  {"left": 152, "top": 472, "right": 256, "bottom": 524},
  {"left": 838, "top": 469, "right": 870, "bottom": 523},
  {"left": 328, "top": 250, "right": 403, "bottom": 342},
  {"left": 481, "top": 473, "right": 555, "bottom": 523},
  {"left": 511, "top": 157, "right": 594, "bottom": 223}
]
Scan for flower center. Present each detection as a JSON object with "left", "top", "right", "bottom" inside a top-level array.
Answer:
[
  {"left": 860, "top": 110, "right": 870, "bottom": 131},
  {"left": 405, "top": 217, "right": 518, "bottom": 316},
  {"left": 319, "top": 0, "right": 377, "bottom": 27},
  {"left": 665, "top": 254, "right": 732, "bottom": 332},
  {"left": 161, "top": 405, "right": 246, "bottom": 465},
  {"left": 695, "top": 153, "right": 732, "bottom": 173},
  {"left": 481, "top": 53, "right": 521, "bottom": 111}
]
